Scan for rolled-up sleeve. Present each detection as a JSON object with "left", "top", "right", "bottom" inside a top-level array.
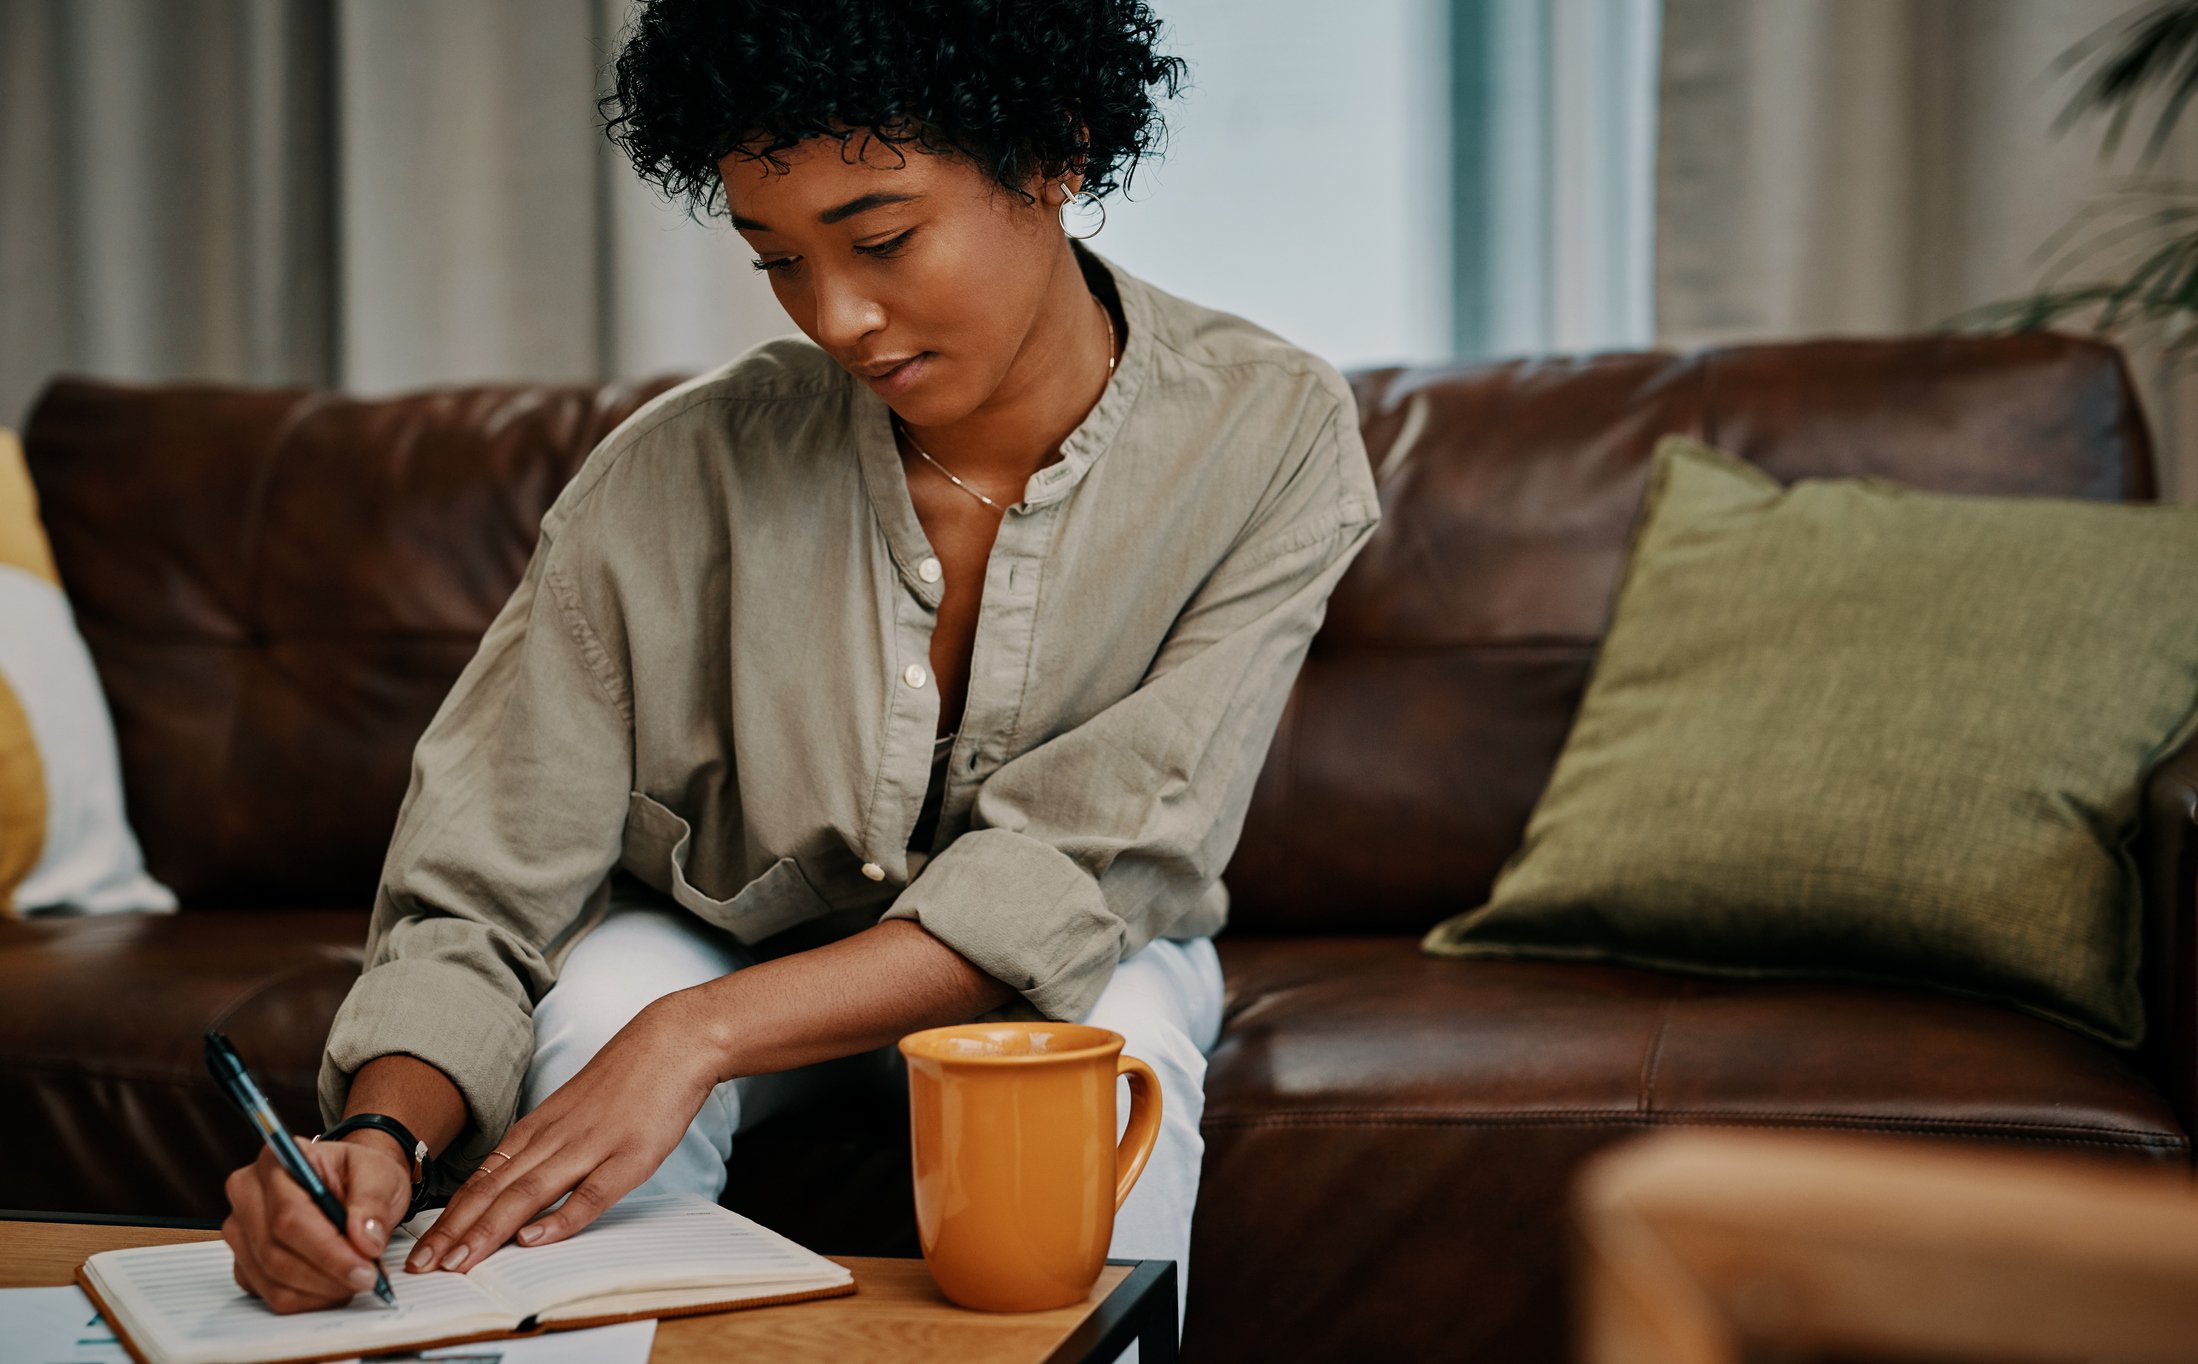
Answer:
[
  {"left": 879, "top": 399, "right": 1381, "bottom": 1022},
  {"left": 316, "top": 523, "right": 633, "bottom": 1194}
]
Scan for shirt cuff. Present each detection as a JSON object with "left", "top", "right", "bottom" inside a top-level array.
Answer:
[
  {"left": 316, "top": 957, "right": 535, "bottom": 1199},
  {"left": 877, "top": 826, "right": 1126, "bottom": 1022}
]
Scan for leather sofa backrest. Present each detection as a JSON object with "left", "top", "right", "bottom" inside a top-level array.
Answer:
[
  {"left": 23, "top": 375, "right": 685, "bottom": 906},
  {"left": 1225, "top": 332, "right": 2155, "bottom": 933},
  {"left": 23, "top": 331, "right": 2155, "bottom": 928}
]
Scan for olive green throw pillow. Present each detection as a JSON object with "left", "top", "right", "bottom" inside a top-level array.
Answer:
[{"left": 1422, "top": 434, "right": 2198, "bottom": 1049}]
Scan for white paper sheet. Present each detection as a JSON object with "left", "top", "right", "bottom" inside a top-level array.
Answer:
[
  {"left": 0, "top": 1284, "right": 131, "bottom": 1362},
  {"left": 0, "top": 1287, "right": 653, "bottom": 1364},
  {"left": 330, "top": 1316, "right": 656, "bottom": 1363}
]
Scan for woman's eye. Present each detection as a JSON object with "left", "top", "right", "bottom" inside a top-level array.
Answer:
[
  {"left": 860, "top": 229, "right": 917, "bottom": 258},
  {"left": 749, "top": 229, "right": 916, "bottom": 277}
]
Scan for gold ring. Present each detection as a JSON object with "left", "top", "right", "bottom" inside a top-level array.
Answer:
[{"left": 483, "top": 1149, "right": 515, "bottom": 1171}]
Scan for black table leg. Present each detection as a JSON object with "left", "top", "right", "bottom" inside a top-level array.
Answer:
[
  {"left": 1138, "top": 1260, "right": 1179, "bottom": 1364},
  {"left": 1045, "top": 1258, "right": 1178, "bottom": 1364}
]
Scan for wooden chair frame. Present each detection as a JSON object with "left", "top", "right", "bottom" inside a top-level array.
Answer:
[{"left": 1573, "top": 1128, "right": 2198, "bottom": 1364}]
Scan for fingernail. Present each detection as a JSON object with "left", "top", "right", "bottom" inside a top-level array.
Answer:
[
  {"left": 443, "top": 1244, "right": 470, "bottom": 1270},
  {"left": 409, "top": 1245, "right": 438, "bottom": 1272},
  {"left": 518, "top": 1225, "right": 543, "bottom": 1245},
  {"left": 348, "top": 1265, "right": 376, "bottom": 1291},
  {"left": 363, "top": 1217, "right": 385, "bottom": 1249}
]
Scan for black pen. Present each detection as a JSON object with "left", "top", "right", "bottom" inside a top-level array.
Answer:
[{"left": 204, "top": 1029, "right": 396, "bottom": 1308}]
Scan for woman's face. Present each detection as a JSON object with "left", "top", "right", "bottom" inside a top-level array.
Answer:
[{"left": 720, "top": 129, "right": 1070, "bottom": 428}]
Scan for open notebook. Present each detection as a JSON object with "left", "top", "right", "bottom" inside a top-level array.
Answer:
[{"left": 74, "top": 1192, "right": 857, "bottom": 1364}]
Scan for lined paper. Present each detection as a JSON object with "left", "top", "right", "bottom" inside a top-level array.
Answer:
[
  {"left": 87, "top": 1236, "right": 510, "bottom": 1364},
  {"left": 81, "top": 1193, "right": 847, "bottom": 1363},
  {"left": 465, "top": 1194, "right": 849, "bottom": 1320}
]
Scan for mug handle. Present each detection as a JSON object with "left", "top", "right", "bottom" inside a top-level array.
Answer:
[{"left": 1113, "top": 1054, "right": 1164, "bottom": 1212}]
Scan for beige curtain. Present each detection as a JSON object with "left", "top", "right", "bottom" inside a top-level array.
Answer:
[
  {"left": 1656, "top": 0, "right": 2198, "bottom": 500},
  {"left": 0, "top": 0, "right": 789, "bottom": 432}
]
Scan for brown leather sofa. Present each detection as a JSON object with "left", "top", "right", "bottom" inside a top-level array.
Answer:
[{"left": 5, "top": 331, "right": 2193, "bottom": 1363}]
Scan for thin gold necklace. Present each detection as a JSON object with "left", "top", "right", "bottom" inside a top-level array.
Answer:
[{"left": 895, "top": 292, "right": 1116, "bottom": 512}]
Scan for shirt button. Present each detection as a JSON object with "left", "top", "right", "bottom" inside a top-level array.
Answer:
[
  {"left": 903, "top": 663, "right": 927, "bottom": 688},
  {"left": 918, "top": 557, "right": 942, "bottom": 583},
  {"left": 860, "top": 861, "right": 886, "bottom": 881}
]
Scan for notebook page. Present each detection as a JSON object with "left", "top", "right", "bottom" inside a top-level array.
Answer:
[
  {"left": 463, "top": 1193, "right": 851, "bottom": 1321},
  {"left": 85, "top": 1234, "right": 512, "bottom": 1364}
]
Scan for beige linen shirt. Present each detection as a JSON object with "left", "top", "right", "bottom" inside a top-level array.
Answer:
[{"left": 317, "top": 240, "right": 1382, "bottom": 1193}]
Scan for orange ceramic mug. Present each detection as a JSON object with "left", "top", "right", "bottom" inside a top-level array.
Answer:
[{"left": 897, "top": 1022, "right": 1162, "bottom": 1312}]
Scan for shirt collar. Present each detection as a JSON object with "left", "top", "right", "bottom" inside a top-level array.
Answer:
[
  {"left": 1025, "top": 239, "right": 1156, "bottom": 505},
  {"left": 852, "top": 240, "right": 1158, "bottom": 597}
]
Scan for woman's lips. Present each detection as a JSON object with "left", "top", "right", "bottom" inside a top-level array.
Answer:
[{"left": 864, "top": 352, "right": 931, "bottom": 395}]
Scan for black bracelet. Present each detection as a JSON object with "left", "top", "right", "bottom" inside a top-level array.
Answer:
[{"left": 316, "top": 1113, "right": 432, "bottom": 1223}]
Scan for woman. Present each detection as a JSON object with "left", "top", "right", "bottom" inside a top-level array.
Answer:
[{"left": 219, "top": 0, "right": 1379, "bottom": 1344}]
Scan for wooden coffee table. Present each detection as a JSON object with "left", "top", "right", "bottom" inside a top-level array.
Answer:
[{"left": 0, "top": 1210, "right": 1178, "bottom": 1364}]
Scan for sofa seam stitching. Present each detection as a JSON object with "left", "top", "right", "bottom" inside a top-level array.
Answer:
[
  {"left": 1198, "top": 1109, "right": 2187, "bottom": 1144},
  {"left": 1638, "top": 996, "right": 1676, "bottom": 1115},
  {"left": 0, "top": 1057, "right": 321, "bottom": 1088}
]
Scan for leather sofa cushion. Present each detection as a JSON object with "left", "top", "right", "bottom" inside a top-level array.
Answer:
[
  {"left": 0, "top": 910, "right": 363, "bottom": 1217},
  {"left": 1207, "top": 936, "right": 2185, "bottom": 1146},
  {"left": 556, "top": 933, "right": 2198, "bottom": 1283},
  {"left": 1182, "top": 936, "right": 2187, "bottom": 1363},
  {"left": 8, "top": 916, "right": 2179, "bottom": 1211},
  {"left": 711, "top": 934, "right": 2196, "bottom": 1360}
]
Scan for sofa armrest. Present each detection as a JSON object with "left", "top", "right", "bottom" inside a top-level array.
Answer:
[{"left": 2143, "top": 726, "right": 2198, "bottom": 1147}]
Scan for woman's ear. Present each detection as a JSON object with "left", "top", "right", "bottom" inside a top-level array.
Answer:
[
  {"left": 1019, "top": 114, "right": 1090, "bottom": 208},
  {"left": 1062, "top": 113, "right": 1094, "bottom": 196}
]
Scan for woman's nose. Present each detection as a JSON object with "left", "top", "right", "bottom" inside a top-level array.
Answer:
[{"left": 809, "top": 272, "right": 886, "bottom": 358}]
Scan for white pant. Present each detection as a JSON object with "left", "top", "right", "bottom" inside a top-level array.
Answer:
[{"left": 521, "top": 886, "right": 1225, "bottom": 1358}]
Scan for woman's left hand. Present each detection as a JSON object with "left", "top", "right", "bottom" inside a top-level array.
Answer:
[{"left": 403, "top": 987, "right": 728, "bottom": 1274}]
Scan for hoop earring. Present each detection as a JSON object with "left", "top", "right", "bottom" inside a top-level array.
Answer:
[{"left": 1059, "top": 179, "right": 1106, "bottom": 241}]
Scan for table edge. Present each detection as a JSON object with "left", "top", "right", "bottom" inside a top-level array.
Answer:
[{"left": 3, "top": 1212, "right": 1177, "bottom": 1364}]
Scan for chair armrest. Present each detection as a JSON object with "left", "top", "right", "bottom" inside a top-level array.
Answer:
[
  {"left": 2143, "top": 725, "right": 2198, "bottom": 1142},
  {"left": 1573, "top": 1129, "right": 2198, "bottom": 1364}
]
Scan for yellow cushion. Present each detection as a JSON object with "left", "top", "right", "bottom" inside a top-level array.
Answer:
[
  {"left": 0, "top": 427, "right": 60, "bottom": 587},
  {"left": 0, "top": 426, "right": 175, "bottom": 918},
  {"left": 0, "top": 430, "right": 51, "bottom": 915}
]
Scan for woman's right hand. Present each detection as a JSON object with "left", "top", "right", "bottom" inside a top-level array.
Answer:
[{"left": 221, "top": 1134, "right": 413, "bottom": 1314}]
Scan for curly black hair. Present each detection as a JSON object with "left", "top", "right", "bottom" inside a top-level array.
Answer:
[{"left": 597, "top": 0, "right": 1191, "bottom": 225}]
